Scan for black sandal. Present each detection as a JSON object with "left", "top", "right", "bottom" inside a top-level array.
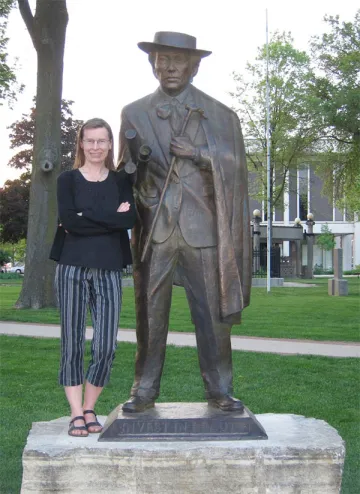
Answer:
[
  {"left": 68, "top": 416, "right": 88, "bottom": 437},
  {"left": 83, "top": 409, "right": 103, "bottom": 433}
]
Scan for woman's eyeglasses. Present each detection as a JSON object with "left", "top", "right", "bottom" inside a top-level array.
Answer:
[{"left": 82, "top": 139, "right": 110, "bottom": 147}]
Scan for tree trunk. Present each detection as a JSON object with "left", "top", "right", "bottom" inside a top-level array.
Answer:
[{"left": 16, "top": 0, "right": 68, "bottom": 308}]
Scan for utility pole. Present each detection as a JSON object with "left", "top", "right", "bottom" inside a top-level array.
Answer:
[{"left": 266, "top": 9, "right": 272, "bottom": 292}]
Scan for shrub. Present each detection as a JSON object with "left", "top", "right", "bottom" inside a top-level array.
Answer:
[
  {"left": 313, "top": 264, "right": 334, "bottom": 275},
  {"left": 0, "top": 273, "right": 22, "bottom": 280}
]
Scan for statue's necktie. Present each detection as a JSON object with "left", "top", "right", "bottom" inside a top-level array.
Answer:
[{"left": 156, "top": 99, "right": 184, "bottom": 134}]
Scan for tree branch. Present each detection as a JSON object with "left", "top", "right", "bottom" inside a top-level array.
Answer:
[
  {"left": 320, "top": 134, "right": 353, "bottom": 145},
  {"left": 273, "top": 169, "right": 288, "bottom": 206},
  {"left": 18, "top": 0, "right": 36, "bottom": 50}
]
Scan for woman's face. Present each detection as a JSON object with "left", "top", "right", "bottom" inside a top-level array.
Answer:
[{"left": 80, "top": 127, "right": 112, "bottom": 166}]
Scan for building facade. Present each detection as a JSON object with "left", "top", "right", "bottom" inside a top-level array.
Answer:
[{"left": 249, "top": 165, "right": 359, "bottom": 272}]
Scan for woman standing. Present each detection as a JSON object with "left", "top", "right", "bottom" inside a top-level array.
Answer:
[{"left": 54, "top": 118, "right": 135, "bottom": 437}]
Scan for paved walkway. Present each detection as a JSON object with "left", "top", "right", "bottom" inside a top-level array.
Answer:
[
  {"left": 282, "top": 282, "right": 318, "bottom": 287},
  {"left": 1, "top": 321, "right": 359, "bottom": 358}
]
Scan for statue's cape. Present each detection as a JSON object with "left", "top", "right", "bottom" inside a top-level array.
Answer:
[{"left": 191, "top": 86, "right": 251, "bottom": 323}]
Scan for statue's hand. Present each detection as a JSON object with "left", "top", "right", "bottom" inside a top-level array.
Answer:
[{"left": 170, "top": 136, "right": 199, "bottom": 161}]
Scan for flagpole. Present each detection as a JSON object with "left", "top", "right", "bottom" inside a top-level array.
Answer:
[{"left": 266, "top": 8, "right": 272, "bottom": 293}]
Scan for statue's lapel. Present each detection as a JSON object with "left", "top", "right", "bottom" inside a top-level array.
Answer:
[
  {"left": 147, "top": 90, "right": 172, "bottom": 167},
  {"left": 190, "top": 86, "right": 211, "bottom": 148}
]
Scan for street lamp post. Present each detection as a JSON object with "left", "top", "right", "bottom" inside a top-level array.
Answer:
[
  {"left": 293, "top": 218, "right": 303, "bottom": 278},
  {"left": 253, "top": 209, "right": 261, "bottom": 274},
  {"left": 305, "top": 213, "right": 315, "bottom": 279}
]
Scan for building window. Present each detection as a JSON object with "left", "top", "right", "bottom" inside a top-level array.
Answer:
[{"left": 299, "top": 194, "right": 308, "bottom": 220}]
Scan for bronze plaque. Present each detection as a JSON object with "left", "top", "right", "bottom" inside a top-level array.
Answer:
[{"left": 99, "top": 403, "right": 267, "bottom": 442}]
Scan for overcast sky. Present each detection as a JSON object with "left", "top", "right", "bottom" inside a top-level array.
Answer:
[{"left": 0, "top": 0, "right": 357, "bottom": 186}]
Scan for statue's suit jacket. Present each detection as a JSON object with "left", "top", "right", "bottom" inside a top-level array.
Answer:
[{"left": 119, "top": 84, "right": 251, "bottom": 324}]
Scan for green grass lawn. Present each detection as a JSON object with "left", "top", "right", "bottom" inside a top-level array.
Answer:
[
  {"left": 0, "top": 335, "right": 359, "bottom": 493},
  {"left": 0, "top": 279, "right": 23, "bottom": 286},
  {"left": 1, "top": 278, "right": 359, "bottom": 341}
]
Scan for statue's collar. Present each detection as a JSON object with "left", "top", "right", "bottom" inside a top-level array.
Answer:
[{"left": 157, "top": 85, "right": 190, "bottom": 104}]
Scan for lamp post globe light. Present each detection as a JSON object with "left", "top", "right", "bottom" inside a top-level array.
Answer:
[
  {"left": 306, "top": 213, "right": 315, "bottom": 235},
  {"left": 252, "top": 210, "right": 262, "bottom": 234},
  {"left": 253, "top": 209, "right": 261, "bottom": 218}
]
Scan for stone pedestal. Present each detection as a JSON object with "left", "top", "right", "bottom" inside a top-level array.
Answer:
[
  {"left": 21, "top": 412, "right": 345, "bottom": 494},
  {"left": 328, "top": 278, "right": 349, "bottom": 296},
  {"left": 252, "top": 277, "right": 284, "bottom": 287},
  {"left": 328, "top": 248, "right": 348, "bottom": 296}
]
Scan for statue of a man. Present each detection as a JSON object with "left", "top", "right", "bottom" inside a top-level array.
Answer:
[{"left": 118, "top": 32, "right": 251, "bottom": 413}]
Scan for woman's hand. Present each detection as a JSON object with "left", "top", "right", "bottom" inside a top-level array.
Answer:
[{"left": 117, "top": 202, "right": 130, "bottom": 213}]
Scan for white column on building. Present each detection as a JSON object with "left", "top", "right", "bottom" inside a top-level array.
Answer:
[
  {"left": 283, "top": 172, "right": 290, "bottom": 256},
  {"left": 354, "top": 221, "right": 360, "bottom": 268},
  {"left": 307, "top": 165, "right": 311, "bottom": 215},
  {"left": 296, "top": 168, "right": 300, "bottom": 219},
  {"left": 332, "top": 168, "right": 336, "bottom": 222}
]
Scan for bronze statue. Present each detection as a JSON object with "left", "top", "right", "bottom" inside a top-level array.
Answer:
[{"left": 118, "top": 32, "right": 251, "bottom": 413}]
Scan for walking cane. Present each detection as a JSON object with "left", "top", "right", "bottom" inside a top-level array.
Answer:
[{"left": 141, "top": 104, "right": 205, "bottom": 262}]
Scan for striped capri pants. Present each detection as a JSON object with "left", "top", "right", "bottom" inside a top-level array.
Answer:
[{"left": 55, "top": 264, "right": 122, "bottom": 387}]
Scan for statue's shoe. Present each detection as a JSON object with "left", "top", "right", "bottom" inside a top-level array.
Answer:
[
  {"left": 208, "top": 395, "right": 245, "bottom": 412},
  {"left": 122, "top": 396, "right": 155, "bottom": 413}
]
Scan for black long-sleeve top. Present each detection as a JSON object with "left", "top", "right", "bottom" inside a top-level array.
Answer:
[{"left": 57, "top": 169, "right": 135, "bottom": 271}]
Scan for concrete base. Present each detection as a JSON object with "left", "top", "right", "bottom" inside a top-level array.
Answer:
[
  {"left": 328, "top": 278, "right": 349, "bottom": 296},
  {"left": 122, "top": 278, "right": 134, "bottom": 287},
  {"left": 252, "top": 277, "right": 284, "bottom": 287},
  {"left": 21, "top": 412, "right": 344, "bottom": 494}
]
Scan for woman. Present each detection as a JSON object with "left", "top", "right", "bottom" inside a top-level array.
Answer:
[{"left": 54, "top": 118, "right": 135, "bottom": 437}]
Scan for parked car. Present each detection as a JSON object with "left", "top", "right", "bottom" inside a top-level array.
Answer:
[{"left": 8, "top": 264, "right": 25, "bottom": 274}]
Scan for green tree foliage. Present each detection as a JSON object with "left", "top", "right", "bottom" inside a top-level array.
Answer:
[
  {"left": 0, "top": 238, "right": 26, "bottom": 262},
  {"left": 0, "top": 172, "right": 30, "bottom": 243},
  {"left": 310, "top": 11, "right": 360, "bottom": 213},
  {"left": 316, "top": 223, "right": 336, "bottom": 270},
  {"left": 0, "top": 248, "right": 11, "bottom": 267},
  {"left": 316, "top": 223, "right": 336, "bottom": 252},
  {"left": 8, "top": 99, "right": 82, "bottom": 173},
  {"left": 231, "top": 32, "right": 319, "bottom": 211},
  {"left": 0, "top": 0, "right": 23, "bottom": 105}
]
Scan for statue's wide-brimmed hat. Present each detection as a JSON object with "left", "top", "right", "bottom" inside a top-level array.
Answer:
[{"left": 138, "top": 31, "right": 212, "bottom": 58}]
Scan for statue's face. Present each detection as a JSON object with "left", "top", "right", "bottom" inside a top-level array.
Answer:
[{"left": 153, "top": 50, "right": 198, "bottom": 96}]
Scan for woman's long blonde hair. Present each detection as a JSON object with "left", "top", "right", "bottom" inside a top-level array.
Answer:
[{"left": 73, "top": 117, "right": 115, "bottom": 170}]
